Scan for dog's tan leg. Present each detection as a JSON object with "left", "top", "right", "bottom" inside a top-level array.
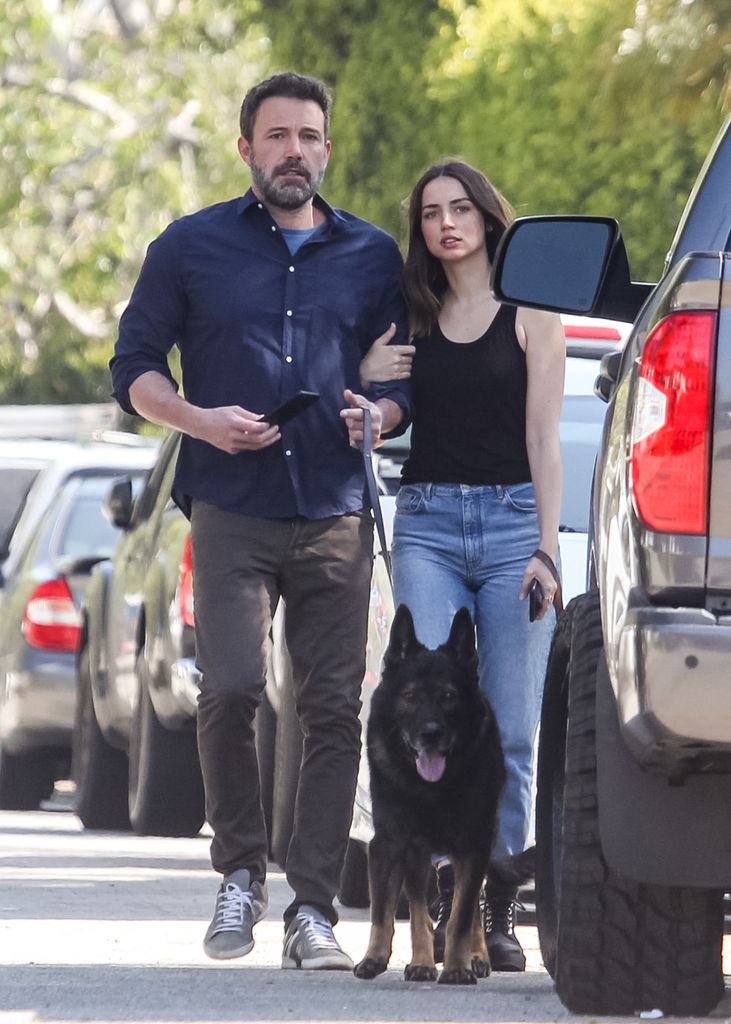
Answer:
[
  {"left": 402, "top": 848, "right": 438, "bottom": 981},
  {"left": 439, "top": 856, "right": 486, "bottom": 985},
  {"left": 354, "top": 836, "right": 402, "bottom": 980},
  {"left": 471, "top": 900, "right": 490, "bottom": 978}
]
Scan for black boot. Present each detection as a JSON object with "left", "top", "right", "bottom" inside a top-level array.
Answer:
[
  {"left": 431, "top": 863, "right": 454, "bottom": 964},
  {"left": 482, "top": 884, "right": 526, "bottom": 972}
]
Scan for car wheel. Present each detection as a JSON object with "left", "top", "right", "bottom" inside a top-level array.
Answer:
[
  {"left": 254, "top": 689, "right": 276, "bottom": 854},
  {"left": 0, "top": 742, "right": 54, "bottom": 810},
  {"left": 534, "top": 598, "right": 575, "bottom": 977},
  {"left": 128, "top": 650, "right": 205, "bottom": 838},
  {"left": 551, "top": 591, "right": 725, "bottom": 1016},
  {"left": 72, "top": 645, "right": 130, "bottom": 831},
  {"left": 338, "top": 838, "right": 370, "bottom": 908},
  {"left": 270, "top": 671, "right": 302, "bottom": 870}
]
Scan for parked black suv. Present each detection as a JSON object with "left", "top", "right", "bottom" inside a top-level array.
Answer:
[{"left": 491, "top": 114, "right": 731, "bottom": 1016}]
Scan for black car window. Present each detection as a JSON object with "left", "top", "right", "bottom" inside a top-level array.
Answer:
[{"left": 0, "top": 467, "right": 43, "bottom": 556}]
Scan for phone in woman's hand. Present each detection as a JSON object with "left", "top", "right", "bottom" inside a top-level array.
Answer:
[{"left": 528, "top": 578, "right": 544, "bottom": 622}]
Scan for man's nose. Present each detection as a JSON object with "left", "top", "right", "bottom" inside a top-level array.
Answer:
[{"left": 285, "top": 135, "right": 304, "bottom": 158}]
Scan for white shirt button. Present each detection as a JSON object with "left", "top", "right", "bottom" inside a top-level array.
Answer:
[
  {"left": 257, "top": 203, "right": 263, "bottom": 209},
  {"left": 289, "top": 266, "right": 295, "bottom": 273},
  {"left": 286, "top": 310, "right": 293, "bottom": 317},
  {"left": 285, "top": 356, "right": 293, "bottom": 363},
  {"left": 285, "top": 449, "right": 292, "bottom": 457},
  {"left": 271, "top": 225, "right": 276, "bottom": 232}
]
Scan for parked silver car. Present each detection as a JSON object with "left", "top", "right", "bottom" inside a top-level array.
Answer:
[{"left": 0, "top": 436, "right": 158, "bottom": 809}]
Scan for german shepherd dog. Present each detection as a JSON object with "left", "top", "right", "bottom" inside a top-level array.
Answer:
[{"left": 354, "top": 605, "right": 505, "bottom": 985}]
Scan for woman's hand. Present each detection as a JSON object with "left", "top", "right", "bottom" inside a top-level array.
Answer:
[
  {"left": 520, "top": 554, "right": 559, "bottom": 621},
  {"left": 359, "top": 323, "right": 415, "bottom": 385}
]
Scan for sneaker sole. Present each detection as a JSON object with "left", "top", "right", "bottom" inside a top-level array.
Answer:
[
  {"left": 204, "top": 938, "right": 255, "bottom": 960},
  {"left": 281, "top": 955, "right": 354, "bottom": 971}
]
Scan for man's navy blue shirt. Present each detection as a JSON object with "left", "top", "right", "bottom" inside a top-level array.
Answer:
[{"left": 111, "top": 190, "right": 410, "bottom": 519}]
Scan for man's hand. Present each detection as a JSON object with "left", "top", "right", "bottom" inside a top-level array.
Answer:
[
  {"left": 340, "top": 390, "right": 382, "bottom": 448},
  {"left": 195, "top": 405, "right": 280, "bottom": 455}
]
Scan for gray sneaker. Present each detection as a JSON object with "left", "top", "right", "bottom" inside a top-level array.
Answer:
[
  {"left": 203, "top": 869, "right": 268, "bottom": 960},
  {"left": 281, "top": 904, "right": 354, "bottom": 970}
]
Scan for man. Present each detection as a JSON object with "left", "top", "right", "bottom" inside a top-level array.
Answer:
[{"left": 110, "top": 72, "right": 409, "bottom": 970}]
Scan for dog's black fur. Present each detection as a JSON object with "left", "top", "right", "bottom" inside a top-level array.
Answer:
[{"left": 354, "top": 605, "right": 506, "bottom": 985}]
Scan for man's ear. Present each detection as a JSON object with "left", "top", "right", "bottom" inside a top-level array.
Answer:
[{"left": 237, "top": 136, "right": 252, "bottom": 168}]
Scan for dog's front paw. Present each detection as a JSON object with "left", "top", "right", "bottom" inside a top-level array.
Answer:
[
  {"left": 354, "top": 957, "right": 388, "bottom": 980},
  {"left": 438, "top": 965, "right": 477, "bottom": 986},
  {"left": 404, "top": 963, "right": 438, "bottom": 982},
  {"left": 471, "top": 956, "right": 490, "bottom": 978}
]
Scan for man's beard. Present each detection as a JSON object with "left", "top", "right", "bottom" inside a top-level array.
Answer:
[{"left": 250, "top": 156, "right": 325, "bottom": 211}]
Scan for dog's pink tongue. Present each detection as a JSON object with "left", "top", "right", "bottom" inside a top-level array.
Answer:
[{"left": 416, "top": 753, "right": 446, "bottom": 782}]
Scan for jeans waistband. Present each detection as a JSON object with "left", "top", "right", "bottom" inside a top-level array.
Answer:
[{"left": 406, "top": 482, "right": 525, "bottom": 499}]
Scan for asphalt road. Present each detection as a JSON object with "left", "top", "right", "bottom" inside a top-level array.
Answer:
[{"left": 1, "top": 786, "right": 729, "bottom": 1024}]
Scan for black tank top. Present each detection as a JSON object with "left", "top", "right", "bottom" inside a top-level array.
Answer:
[{"left": 401, "top": 303, "right": 531, "bottom": 486}]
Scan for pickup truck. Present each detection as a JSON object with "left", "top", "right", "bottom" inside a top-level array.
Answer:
[{"left": 491, "top": 113, "right": 731, "bottom": 1016}]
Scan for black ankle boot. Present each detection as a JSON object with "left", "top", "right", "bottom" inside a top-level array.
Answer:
[
  {"left": 482, "top": 884, "right": 526, "bottom": 972},
  {"left": 432, "top": 864, "right": 454, "bottom": 964}
]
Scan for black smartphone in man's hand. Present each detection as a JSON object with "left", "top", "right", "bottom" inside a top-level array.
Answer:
[
  {"left": 261, "top": 390, "right": 320, "bottom": 426},
  {"left": 528, "top": 578, "right": 544, "bottom": 622}
]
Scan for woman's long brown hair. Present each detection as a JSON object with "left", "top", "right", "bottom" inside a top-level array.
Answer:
[{"left": 403, "top": 161, "right": 515, "bottom": 338}]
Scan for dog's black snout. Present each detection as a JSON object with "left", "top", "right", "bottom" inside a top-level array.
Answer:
[{"left": 419, "top": 721, "right": 445, "bottom": 747}]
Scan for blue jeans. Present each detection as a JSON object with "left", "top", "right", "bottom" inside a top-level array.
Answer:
[{"left": 392, "top": 482, "right": 555, "bottom": 859}]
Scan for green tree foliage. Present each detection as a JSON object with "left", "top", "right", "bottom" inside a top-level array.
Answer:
[
  {"left": 437, "top": 0, "right": 728, "bottom": 280},
  {"left": 1, "top": 0, "right": 266, "bottom": 403}
]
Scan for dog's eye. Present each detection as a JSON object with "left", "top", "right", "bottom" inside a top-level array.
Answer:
[
  {"left": 440, "top": 688, "right": 458, "bottom": 706},
  {"left": 401, "top": 687, "right": 418, "bottom": 703}
]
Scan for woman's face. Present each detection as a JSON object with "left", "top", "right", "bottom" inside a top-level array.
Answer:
[{"left": 420, "top": 175, "right": 487, "bottom": 264}]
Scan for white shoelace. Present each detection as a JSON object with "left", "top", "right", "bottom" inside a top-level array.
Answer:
[
  {"left": 299, "top": 914, "right": 339, "bottom": 950},
  {"left": 215, "top": 883, "right": 254, "bottom": 931}
]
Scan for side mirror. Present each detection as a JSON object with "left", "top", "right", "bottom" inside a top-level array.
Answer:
[
  {"left": 594, "top": 350, "right": 623, "bottom": 404},
  {"left": 491, "top": 215, "right": 653, "bottom": 322},
  {"left": 104, "top": 478, "right": 135, "bottom": 530}
]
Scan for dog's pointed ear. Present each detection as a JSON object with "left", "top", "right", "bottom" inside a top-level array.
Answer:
[
  {"left": 385, "top": 605, "right": 422, "bottom": 664},
  {"left": 445, "top": 607, "right": 477, "bottom": 670}
]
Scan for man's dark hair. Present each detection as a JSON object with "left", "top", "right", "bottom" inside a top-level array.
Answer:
[{"left": 239, "top": 72, "right": 332, "bottom": 142}]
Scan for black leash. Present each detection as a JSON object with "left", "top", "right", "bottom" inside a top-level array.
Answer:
[{"left": 362, "top": 408, "right": 392, "bottom": 585}]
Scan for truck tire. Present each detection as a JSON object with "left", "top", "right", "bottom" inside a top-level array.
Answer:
[
  {"left": 73, "top": 645, "right": 131, "bottom": 831},
  {"left": 338, "top": 837, "right": 370, "bottom": 908},
  {"left": 0, "top": 744, "right": 54, "bottom": 810},
  {"left": 534, "top": 596, "right": 576, "bottom": 977},
  {"left": 553, "top": 592, "right": 725, "bottom": 1016},
  {"left": 128, "top": 651, "right": 205, "bottom": 837}
]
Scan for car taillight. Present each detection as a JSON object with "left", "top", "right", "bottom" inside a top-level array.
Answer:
[
  {"left": 178, "top": 533, "right": 195, "bottom": 628},
  {"left": 563, "top": 324, "right": 623, "bottom": 342},
  {"left": 631, "top": 310, "right": 717, "bottom": 534},
  {"left": 22, "top": 578, "right": 82, "bottom": 653}
]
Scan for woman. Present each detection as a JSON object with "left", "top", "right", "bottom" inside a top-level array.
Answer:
[{"left": 362, "top": 161, "right": 564, "bottom": 972}]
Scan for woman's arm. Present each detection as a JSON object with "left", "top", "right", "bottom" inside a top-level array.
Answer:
[
  {"left": 359, "top": 323, "right": 416, "bottom": 387},
  {"left": 517, "top": 307, "right": 566, "bottom": 617}
]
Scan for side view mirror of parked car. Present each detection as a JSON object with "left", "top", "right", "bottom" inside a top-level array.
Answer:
[
  {"left": 491, "top": 215, "right": 653, "bottom": 323},
  {"left": 103, "top": 478, "right": 135, "bottom": 530},
  {"left": 593, "top": 350, "right": 623, "bottom": 404}
]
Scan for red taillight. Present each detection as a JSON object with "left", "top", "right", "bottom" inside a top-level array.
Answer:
[
  {"left": 22, "top": 578, "right": 82, "bottom": 653},
  {"left": 178, "top": 533, "right": 195, "bottom": 628},
  {"left": 563, "top": 324, "right": 623, "bottom": 341},
  {"left": 631, "top": 310, "right": 717, "bottom": 534}
]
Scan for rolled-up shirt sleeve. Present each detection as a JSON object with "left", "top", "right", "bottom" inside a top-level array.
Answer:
[
  {"left": 365, "top": 239, "right": 412, "bottom": 438},
  {"left": 110, "top": 223, "right": 186, "bottom": 415}
]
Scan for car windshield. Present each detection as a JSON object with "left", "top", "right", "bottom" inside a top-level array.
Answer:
[{"left": 0, "top": 466, "right": 43, "bottom": 556}]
